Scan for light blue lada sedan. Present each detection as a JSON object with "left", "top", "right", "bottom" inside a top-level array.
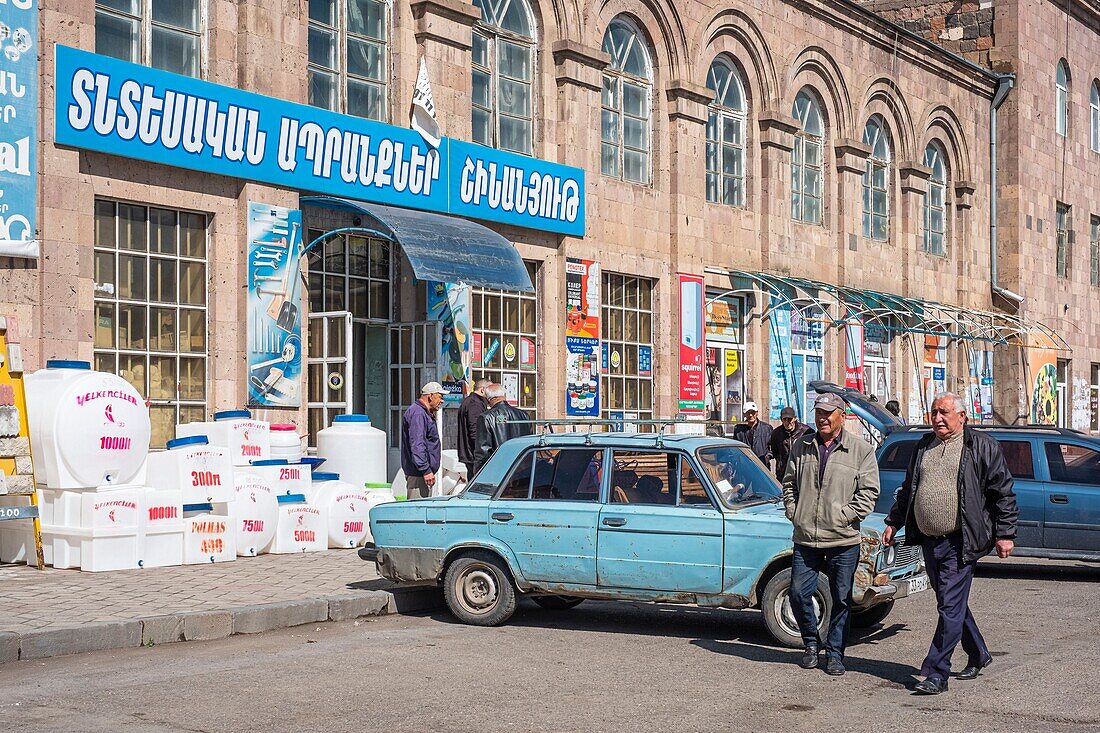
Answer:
[{"left": 363, "top": 432, "right": 927, "bottom": 646}]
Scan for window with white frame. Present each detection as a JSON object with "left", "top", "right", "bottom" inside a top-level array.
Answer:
[
  {"left": 705, "top": 57, "right": 746, "bottom": 207},
  {"left": 1091, "top": 82, "right": 1100, "bottom": 153},
  {"left": 1056, "top": 202, "right": 1071, "bottom": 279},
  {"left": 471, "top": 262, "right": 539, "bottom": 415},
  {"left": 923, "top": 143, "right": 948, "bottom": 255},
  {"left": 1090, "top": 215, "right": 1099, "bottom": 287},
  {"left": 1056, "top": 61, "right": 1069, "bottom": 138},
  {"left": 601, "top": 17, "right": 652, "bottom": 184},
  {"left": 601, "top": 273, "right": 654, "bottom": 424},
  {"left": 308, "top": 0, "right": 389, "bottom": 122},
  {"left": 471, "top": 0, "right": 536, "bottom": 156},
  {"left": 862, "top": 116, "right": 891, "bottom": 241},
  {"left": 305, "top": 229, "right": 392, "bottom": 320},
  {"left": 95, "top": 0, "right": 203, "bottom": 78},
  {"left": 791, "top": 89, "right": 824, "bottom": 225},
  {"left": 93, "top": 200, "right": 208, "bottom": 449}
]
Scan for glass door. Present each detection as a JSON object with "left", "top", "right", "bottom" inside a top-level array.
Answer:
[
  {"left": 307, "top": 311, "right": 354, "bottom": 446},
  {"left": 388, "top": 321, "right": 442, "bottom": 477}
]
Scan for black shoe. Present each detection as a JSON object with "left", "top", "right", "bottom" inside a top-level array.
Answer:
[
  {"left": 956, "top": 657, "right": 993, "bottom": 680},
  {"left": 825, "top": 657, "right": 845, "bottom": 676},
  {"left": 799, "top": 646, "right": 819, "bottom": 669},
  {"left": 914, "top": 677, "right": 949, "bottom": 695}
]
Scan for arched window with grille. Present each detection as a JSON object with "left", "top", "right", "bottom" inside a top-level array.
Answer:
[
  {"left": 1090, "top": 81, "right": 1099, "bottom": 153},
  {"left": 471, "top": 0, "right": 536, "bottom": 155},
  {"left": 1056, "top": 61, "right": 1070, "bottom": 138},
  {"left": 923, "top": 143, "right": 948, "bottom": 255},
  {"left": 861, "top": 116, "right": 891, "bottom": 241},
  {"left": 601, "top": 17, "right": 652, "bottom": 184},
  {"left": 705, "top": 57, "right": 746, "bottom": 206},
  {"left": 791, "top": 89, "right": 824, "bottom": 224}
]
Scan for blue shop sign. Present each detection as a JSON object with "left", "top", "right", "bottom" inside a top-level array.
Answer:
[
  {"left": 0, "top": 0, "right": 38, "bottom": 258},
  {"left": 54, "top": 45, "right": 585, "bottom": 237}
]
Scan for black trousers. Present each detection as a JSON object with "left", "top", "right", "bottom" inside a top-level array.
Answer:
[{"left": 920, "top": 532, "right": 991, "bottom": 681}]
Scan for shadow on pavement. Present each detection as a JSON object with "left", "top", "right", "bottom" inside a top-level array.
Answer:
[
  {"left": 975, "top": 559, "right": 1100, "bottom": 582},
  {"left": 346, "top": 578, "right": 398, "bottom": 591},
  {"left": 690, "top": 638, "right": 921, "bottom": 686}
]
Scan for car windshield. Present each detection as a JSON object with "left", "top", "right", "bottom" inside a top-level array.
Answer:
[{"left": 696, "top": 445, "right": 782, "bottom": 509}]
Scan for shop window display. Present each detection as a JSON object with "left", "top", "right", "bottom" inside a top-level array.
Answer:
[
  {"left": 601, "top": 273, "right": 654, "bottom": 425},
  {"left": 471, "top": 261, "right": 539, "bottom": 414}
]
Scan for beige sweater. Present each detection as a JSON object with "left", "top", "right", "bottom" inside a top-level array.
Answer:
[{"left": 914, "top": 432, "right": 963, "bottom": 537}]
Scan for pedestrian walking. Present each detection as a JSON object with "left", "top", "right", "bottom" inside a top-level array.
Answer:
[
  {"left": 883, "top": 392, "right": 1018, "bottom": 695},
  {"left": 400, "top": 381, "right": 446, "bottom": 499},
  {"left": 781, "top": 392, "right": 880, "bottom": 676},
  {"left": 474, "top": 383, "right": 533, "bottom": 473},
  {"left": 733, "top": 401, "right": 774, "bottom": 466},
  {"left": 457, "top": 378, "right": 491, "bottom": 478},
  {"left": 769, "top": 406, "right": 814, "bottom": 480}
]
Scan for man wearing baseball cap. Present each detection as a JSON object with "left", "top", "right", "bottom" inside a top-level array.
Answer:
[
  {"left": 400, "top": 381, "right": 447, "bottom": 499},
  {"left": 732, "top": 401, "right": 774, "bottom": 466},
  {"left": 781, "top": 392, "right": 880, "bottom": 676},
  {"left": 770, "top": 406, "right": 814, "bottom": 480}
]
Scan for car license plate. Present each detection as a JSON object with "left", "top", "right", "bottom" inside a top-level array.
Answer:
[{"left": 907, "top": 575, "right": 930, "bottom": 595}]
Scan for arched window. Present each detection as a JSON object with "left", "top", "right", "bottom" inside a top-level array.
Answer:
[
  {"left": 791, "top": 90, "right": 824, "bottom": 224},
  {"left": 471, "top": 0, "right": 536, "bottom": 155},
  {"left": 601, "top": 17, "right": 652, "bottom": 184},
  {"left": 1090, "top": 81, "right": 1099, "bottom": 153},
  {"left": 308, "top": 0, "right": 389, "bottom": 121},
  {"left": 1056, "top": 61, "right": 1069, "bottom": 137},
  {"left": 705, "top": 58, "right": 746, "bottom": 206},
  {"left": 923, "top": 143, "right": 948, "bottom": 255},
  {"left": 861, "top": 116, "right": 891, "bottom": 241}
]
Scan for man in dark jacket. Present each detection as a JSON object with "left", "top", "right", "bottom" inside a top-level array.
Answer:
[
  {"left": 474, "top": 383, "right": 533, "bottom": 473},
  {"left": 770, "top": 406, "right": 814, "bottom": 480},
  {"left": 732, "top": 401, "right": 773, "bottom": 466},
  {"left": 400, "top": 381, "right": 446, "bottom": 499},
  {"left": 884, "top": 392, "right": 1018, "bottom": 695},
  {"left": 457, "top": 378, "right": 491, "bottom": 478}
]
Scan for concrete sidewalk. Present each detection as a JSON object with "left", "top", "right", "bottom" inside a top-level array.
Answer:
[{"left": 0, "top": 551, "right": 442, "bottom": 664}]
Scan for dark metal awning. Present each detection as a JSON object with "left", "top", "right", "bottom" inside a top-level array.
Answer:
[
  {"left": 301, "top": 196, "right": 534, "bottom": 292},
  {"left": 704, "top": 267, "right": 1070, "bottom": 351}
]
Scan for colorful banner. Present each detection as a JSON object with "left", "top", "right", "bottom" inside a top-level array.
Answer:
[
  {"left": 1028, "top": 335, "right": 1058, "bottom": 425},
  {"left": 705, "top": 295, "right": 741, "bottom": 343},
  {"left": 639, "top": 345, "right": 652, "bottom": 377},
  {"left": 54, "top": 45, "right": 585, "bottom": 237},
  {"left": 565, "top": 258, "right": 600, "bottom": 416},
  {"left": 844, "top": 320, "right": 865, "bottom": 393},
  {"left": 919, "top": 335, "right": 949, "bottom": 422},
  {"left": 247, "top": 203, "right": 303, "bottom": 408},
  {"left": 678, "top": 273, "right": 705, "bottom": 412},
  {"left": 968, "top": 348, "right": 994, "bottom": 423},
  {"left": 768, "top": 305, "right": 793, "bottom": 421},
  {"left": 428, "top": 281, "right": 472, "bottom": 406},
  {"left": 0, "top": 0, "right": 38, "bottom": 258}
]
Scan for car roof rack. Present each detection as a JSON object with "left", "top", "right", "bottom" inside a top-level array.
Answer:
[{"left": 500, "top": 416, "right": 705, "bottom": 449}]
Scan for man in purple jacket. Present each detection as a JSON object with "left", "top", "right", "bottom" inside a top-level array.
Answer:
[{"left": 401, "top": 381, "right": 446, "bottom": 499}]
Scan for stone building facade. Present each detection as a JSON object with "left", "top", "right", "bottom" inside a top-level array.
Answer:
[{"left": 5, "top": 0, "right": 1071, "bottom": 470}]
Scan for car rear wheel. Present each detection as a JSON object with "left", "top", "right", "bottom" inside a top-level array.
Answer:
[
  {"left": 852, "top": 600, "right": 894, "bottom": 628},
  {"left": 760, "top": 568, "right": 831, "bottom": 648},
  {"left": 444, "top": 551, "right": 517, "bottom": 626},
  {"left": 531, "top": 595, "right": 585, "bottom": 610}
]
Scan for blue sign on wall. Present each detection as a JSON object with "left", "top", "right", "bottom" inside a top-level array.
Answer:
[
  {"left": 0, "top": 0, "right": 38, "bottom": 258},
  {"left": 54, "top": 46, "right": 585, "bottom": 237}
]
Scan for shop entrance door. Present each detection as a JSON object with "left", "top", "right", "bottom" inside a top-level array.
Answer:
[
  {"left": 866, "top": 359, "right": 891, "bottom": 402},
  {"left": 307, "top": 311, "right": 354, "bottom": 443},
  {"left": 705, "top": 346, "right": 744, "bottom": 430},
  {"left": 387, "top": 321, "right": 442, "bottom": 479}
]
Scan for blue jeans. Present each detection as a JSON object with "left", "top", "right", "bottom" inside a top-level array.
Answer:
[{"left": 789, "top": 543, "right": 861, "bottom": 659}]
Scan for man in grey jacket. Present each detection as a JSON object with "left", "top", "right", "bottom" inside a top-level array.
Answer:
[{"left": 781, "top": 393, "right": 880, "bottom": 676}]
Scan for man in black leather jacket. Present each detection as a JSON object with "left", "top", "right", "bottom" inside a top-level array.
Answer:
[
  {"left": 473, "top": 383, "right": 533, "bottom": 473},
  {"left": 884, "top": 393, "right": 1018, "bottom": 695}
]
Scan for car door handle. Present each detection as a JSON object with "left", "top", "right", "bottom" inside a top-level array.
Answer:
[
  {"left": 602, "top": 517, "right": 627, "bottom": 527},
  {"left": 1050, "top": 494, "right": 1069, "bottom": 504},
  {"left": 491, "top": 512, "right": 514, "bottom": 522}
]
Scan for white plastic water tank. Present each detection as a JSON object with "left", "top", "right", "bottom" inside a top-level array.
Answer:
[
  {"left": 247, "top": 459, "right": 311, "bottom": 497},
  {"left": 230, "top": 472, "right": 278, "bottom": 556},
  {"left": 140, "top": 487, "right": 184, "bottom": 568},
  {"left": 315, "top": 414, "right": 387, "bottom": 490},
  {"left": 308, "top": 473, "right": 372, "bottom": 548},
  {"left": 269, "top": 494, "right": 328, "bottom": 554},
  {"left": 182, "top": 504, "right": 236, "bottom": 564},
  {"left": 145, "top": 436, "right": 234, "bottom": 504},
  {"left": 269, "top": 424, "right": 304, "bottom": 462},
  {"left": 42, "top": 487, "right": 142, "bottom": 571},
  {"left": 176, "top": 410, "right": 271, "bottom": 467},
  {"left": 24, "top": 360, "right": 151, "bottom": 489}
]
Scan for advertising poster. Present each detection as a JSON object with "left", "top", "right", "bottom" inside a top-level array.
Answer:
[
  {"left": 678, "top": 273, "right": 705, "bottom": 412},
  {"left": 968, "top": 349, "right": 994, "bottom": 423},
  {"left": 705, "top": 296, "right": 741, "bottom": 342},
  {"left": 1028, "top": 334, "right": 1058, "bottom": 425},
  {"left": 725, "top": 349, "right": 744, "bottom": 419},
  {"left": 768, "top": 305, "right": 793, "bottom": 421},
  {"left": 0, "top": 0, "right": 38, "bottom": 258},
  {"left": 519, "top": 337, "right": 536, "bottom": 371},
  {"left": 921, "top": 335, "right": 948, "bottom": 421},
  {"left": 844, "top": 320, "right": 865, "bottom": 393},
  {"left": 247, "top": 203, "right": 303, "bottom": 408},
  {"left": 639, "top": 345, "right": 652, "bottom": 377},
  {"left": 565, "top": 258, "right": 600, "bottom": 416},
  {"left": 427, "top": 281, "right": 471, "bottom": 405}
]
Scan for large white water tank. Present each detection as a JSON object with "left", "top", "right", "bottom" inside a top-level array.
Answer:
[
  {"left": 176, "top": 410, "right": 271, "bottom": 467},
  {"left": 315, "top": 414, "right": 387, "bottom": 490},
  {"left": 230, "top": 471, "right": 278, "bottom": 556},
  {"left": 145, "top": 436, "right": 234, "bottom": 504},
  {"left": 308, "top": 473, "right": 372, "bottom": 548},
  {"left": 25, "top": 360, "right": 151, "bottom": 489},
  {"left": 269, "top": 494, "right": 328, "bottom": 554}
]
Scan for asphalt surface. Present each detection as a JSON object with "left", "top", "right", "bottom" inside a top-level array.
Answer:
[{"left": 0, "top": 557, "right": 1097, "bottom": 733}]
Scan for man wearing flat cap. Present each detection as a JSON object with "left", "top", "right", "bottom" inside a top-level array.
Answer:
[{"left": 781, "top": 392, "right": 880, "bottom": 676}]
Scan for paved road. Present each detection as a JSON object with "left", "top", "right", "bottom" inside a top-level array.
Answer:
[{"left": 1, "top": 557, "right": 1097, "bottom": 732}]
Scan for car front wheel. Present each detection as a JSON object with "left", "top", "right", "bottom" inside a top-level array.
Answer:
[
  {"left": 760, "top": 568, "right": 831, "bottom": 648},
  {"left": 444, "top": 551, "right": 517, "bottom": 626}
]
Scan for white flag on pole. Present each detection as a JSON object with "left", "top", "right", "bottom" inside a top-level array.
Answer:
[{"left": 411, "top": 57, "right": 441, "bottom": 149}]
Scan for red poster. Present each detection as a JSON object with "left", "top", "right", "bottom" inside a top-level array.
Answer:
[
  {"left": 678, "top": 273, "right": 705, "bottom": 411},
  {"left": 471, "top": 333, "right": 483, "bottom": 368}
]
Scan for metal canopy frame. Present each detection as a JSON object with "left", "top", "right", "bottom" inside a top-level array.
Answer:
[{"left": 703, "top": 267, "right": 1071, "bottom": 351}]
